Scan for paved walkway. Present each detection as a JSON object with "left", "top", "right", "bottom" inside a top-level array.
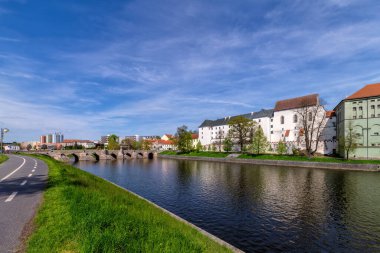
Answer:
[{"left": 0, "top": 155, "right": 48, "bottom": 252}]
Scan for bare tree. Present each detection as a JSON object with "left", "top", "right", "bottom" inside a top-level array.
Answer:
[
  {"left": 339, "top": 121, "right": 359, "bottom": 159},
  {"left": 295, "top": 98, "right": 327, "bottom": 157}
]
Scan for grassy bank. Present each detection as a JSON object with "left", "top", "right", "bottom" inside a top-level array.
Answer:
[
  {"left": 238, "top": 154, "right": 380, "bottom": 164},
  {"left": 0, "top": 154, "right": 8, "bottom": 164},
  {"left": 26, "top": 155, "right": 231, "bottom": 253},
  {"left": 160, "top": 151, "right": 229, "bottom": 158}
]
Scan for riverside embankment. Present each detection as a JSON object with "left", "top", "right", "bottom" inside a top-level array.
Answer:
[
  {"left": 25, "top": 155, "right": 238, "bottom": 253},
  {"left": 158, "top": 154, "right": 380, "bottom": 172}
]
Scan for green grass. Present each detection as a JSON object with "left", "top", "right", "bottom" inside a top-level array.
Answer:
[
  {"left": 160, "top": 151, "right": 229, "bottom": 158},
  {"left": 26, "top": 155, "right": 231, "bottom": 253},
  {"left": 238, "top": 154, "right": 380, "bottom": 164},
  {"left": 0, "top": 154, "right": 8, "bottom": 164}
]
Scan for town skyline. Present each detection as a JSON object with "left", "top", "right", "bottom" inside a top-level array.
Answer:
[{"left": 1, "top": 0, "right": 380, "bottom": 141}]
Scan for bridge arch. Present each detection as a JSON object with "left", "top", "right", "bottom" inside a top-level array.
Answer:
[
  {"left": 110, "top": 153, "right": 117, "bottom": 159},
  {"left": 92, "top": 152, "right": 99, "bottom": 161},
  {"left": 125, "top": 152, "right": 132, "bottom": 158},
  {"left": 148, "top": 152, "right": 154, "bottom": 159},
  {"left": 137, "top": 152, "right": 144, "bottom": 158}
]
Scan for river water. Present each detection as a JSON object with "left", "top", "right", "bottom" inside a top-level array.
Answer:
[{"left": 74, "top": 158, "right": 380, "bottom": 252}]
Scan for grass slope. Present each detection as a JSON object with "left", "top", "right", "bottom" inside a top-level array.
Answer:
[
  {"left": 26, "top": 155, "right": 231, "bottom": 253},
  {"left": 160, "top": 151, "right": 229, "bottom": 158},
  {"left": 238, "top": 154, "right": 380, "bottom": 164},
  {"left": 0, "top": 154, "right": 8, "bottom": 164}
]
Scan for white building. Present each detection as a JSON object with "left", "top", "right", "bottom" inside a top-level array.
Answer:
[
  {"left": 4, "top": 144, "right": 20, "bottom": 152},
  {"left": 270, "top": 94, "right": 337, "bottom": 155},
  {"left": 198, "top": 94, "right": 337, "bottom": 155},
  {"left": 198, "top": 109, "right": 274, "bottom": 151}
]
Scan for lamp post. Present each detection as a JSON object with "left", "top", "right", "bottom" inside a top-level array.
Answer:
[{"left": 0, "top": 128, "right": 9, "bottom": 154}]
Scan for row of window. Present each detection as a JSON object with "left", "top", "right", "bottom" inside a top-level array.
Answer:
[
  {"left": 353, "top": 105, "right": 380, "bottom": 111},
  {"left": 280, "top": 113, "right": 313, "bottom": 124},
  {"left": 353, "top": 114, "right": 380, "bottom": 119}
]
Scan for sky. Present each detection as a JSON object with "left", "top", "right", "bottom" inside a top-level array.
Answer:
[{"left": 1, "top": 0, "right": 380, "bottom": 142}]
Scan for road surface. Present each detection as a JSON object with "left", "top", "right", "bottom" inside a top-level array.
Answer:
[{"left": 0, "top": 154, "right": 48, "bottom": 252}]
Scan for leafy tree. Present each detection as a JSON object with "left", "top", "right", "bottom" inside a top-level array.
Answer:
[
  {"left": 339, "top": 123, "right": 359, "bottom": 159},
  {"left": 277, "top": 140, "right": 287, "bottom": 155},
  {"left": 195, "top": 141, "right": 203, "bottom": 152},
  {"left": 26, "top": 144, "right": 32, "bottom": 151},
  {"left": 41, "top": 144, "right": 47, "bottom": 150},
  {"left": 108, "top": 134, "right": 120, "bottom": 150},
  {"left": 228, "top": 116, "right": 255, "bottom": 152},
  {"left": 250, "top": 126, "right": 268, "bottom": 154},
  {"left": 173, "top": 125, "right": 193, "bottom": 153},
  {"left": 121, "top": 138, "right": 137, "bottom": 150},
  {"left": 141, "top": 140, "right": 152, "bottom": 150},
  {"left": 223, "top": 137, "right": 233, "bottom": 152}
]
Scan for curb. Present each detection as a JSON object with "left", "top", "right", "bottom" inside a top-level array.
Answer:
[{"left": 158, "top": 155, "right": 380, "bottom": 172}]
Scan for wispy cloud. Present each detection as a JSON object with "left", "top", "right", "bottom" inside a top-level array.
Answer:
[{"left": 0, "top": 0, "right": 379, "bottom": 141}]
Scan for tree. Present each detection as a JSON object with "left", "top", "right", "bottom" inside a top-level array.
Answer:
[
  {"left": 108, "top": 134, "right": 120, "bottom": 150},
  {"left": 277, "top": 140, "right": 287, "bottom": 155},
  {"left": 228, "top": 116, "right": 255, "bottom": 152},
  {"left": 195, "top": 141, "right": 202, "bottom": 152},
  {"left": 223, "top": 137, "right": 233, "bottom": 152},
  {"left": 26, "top": 144, "right": 32, "bottom": 151},
  {"left": 340, "top": 122, "right": 359, "bottom": 159},
  {"left": 250, "top": 126, "right": 268, "bottom": 154},
  {"left": 213, "top": 129, "right": 224, "bottom": 152},
  {"left": 295, "top": 97, "right": 327, "bottom": 157},
  {"left": 121, "top": 138, "right": 137, "bottom": 150},
  {"left": 141, "top": 140, "right": 152, "bottom": 150},
  {"left": 173, "top": 125, "right": 193, "bottom": 153}
]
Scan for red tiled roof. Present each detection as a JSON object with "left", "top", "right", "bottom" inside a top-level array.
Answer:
[
  {"left": 156, "top": 140, "right": 174, "bottom": 145},
  {"left": 274, "top": 94, "right": 319, "bottom": 112},
  {"left": 346, "top": 83, "right": 380, "bottom": 100},
  {"left": 284, "top": 130, "right": 290, "bottom": 137},
  {"left": 326, "top": 110, "right": 336, "bottom": 118},
  {"left": 191, "top": 134, "right": 199, "bottom": 139}
]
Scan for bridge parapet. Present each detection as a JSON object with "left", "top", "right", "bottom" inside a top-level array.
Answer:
[{"left": 28, "top": 149, "right": 157, "bottom": 162}]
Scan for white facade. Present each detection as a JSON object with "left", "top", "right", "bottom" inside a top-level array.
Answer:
[
  {"left": 4, "top": 145, "right": 20, "bottom": 151},
  {"left": 198, "top": 95, "right": 337, "bottom": 155}
]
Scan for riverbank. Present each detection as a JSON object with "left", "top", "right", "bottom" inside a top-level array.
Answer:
[
  {"left": 0, "top": 154, "right": 8, "bottom": 164},
  {"left": 25, "top": 155, "right": 236, "bottom": 252},
  {"left": 159, "top": 154, "right": 380, "bottom": 172}
]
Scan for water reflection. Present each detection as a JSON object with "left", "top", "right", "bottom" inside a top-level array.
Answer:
[{"left": 74, "top": 158, "right": 380, "bottom": 252}]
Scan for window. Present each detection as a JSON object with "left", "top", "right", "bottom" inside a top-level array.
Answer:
[
  {"left": 371, "top": 105, "right": 375, "bottom": 109},
  {"left": 359, "top": 106, "right": 363, "bottom": 111},
  {"left": 359, "top": 115, "right": 363, "bottom": 119},
  {"left": 372, "top": 114, "right": 375, "bottom": 118},
  {"left": 281, "top": 116, "right": 284, "bottom": 124},
  {"left": 271, "top": 131, "right": 273, "bottom": 134},
  {"left": 353, "top": 107, "right": 357, "bottom": 111},
  {"left": 353, "top": 116, "right": 357, "bottom": 119},
  {"left": 293, "top": 114, "right": 298, "bottom": 123},
  {"left": 371, "top": 100, "right": 375, "bottom": 102},
  {"left": 374, "top": 132, "right": 379, "bottom": 136},
  {"left": 271, "top": 118, "right": 273, "bottom": 122},
  {"left": 378, "top": 105, "right": 380, "bottom": 109},
  {"left": 308, "top": 112, "right": 312, "bottom": 121},
  {"left": 378, "top": 114, "right": 380, "bottom": 117},
  {"left": 259, "top": 119, "right": 261, "bottom": 122},
  {"left": 353, "top": 102, "right": 357, "bottom": 104}
]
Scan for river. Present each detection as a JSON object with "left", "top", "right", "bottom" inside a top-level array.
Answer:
[{"left": 74, "top": 158, "right": 380, "bottom": 252}]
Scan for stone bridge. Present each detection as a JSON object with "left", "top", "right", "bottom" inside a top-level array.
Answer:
[{"left": 31, "top": 149, "right": 157, "bottom": 162}]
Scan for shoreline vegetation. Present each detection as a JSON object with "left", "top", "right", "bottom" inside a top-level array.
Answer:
[
  {"left": 26, "top": 155, "right": 232, "bottom": 253},
  {"left": 160, "top": 151, "right": 380, "bottom": 165},
  {"left": 0, "top": 154, "right": 9, "bottom": 164}
]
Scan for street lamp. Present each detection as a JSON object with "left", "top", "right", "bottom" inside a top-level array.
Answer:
[{"left": 0, "top": 128, "right": 9, "bottom": 154}]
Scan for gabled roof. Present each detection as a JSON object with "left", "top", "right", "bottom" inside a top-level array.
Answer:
[
  {"left": 199, "top": 109, "right": 274, "bottom": 128},
  {"left": 191, "top": 134, "right": 199, "bottom": 139},
  {"left": 274, "top": 94, "right": 319, "bottom": 112},
  {"left": 326, "top": 110, "right": 336, "bottom": 118},
  {"left": 346, "top": 83, "right": 380, "bottom": 100}
]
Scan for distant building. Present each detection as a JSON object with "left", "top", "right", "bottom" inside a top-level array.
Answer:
[
  {"left": 46, "top": 134, "right": 53, "bottom": 143},
  {"left": 335, "top": 83, "right": 380, "bottom": 159},
  {"left": 161, "top": 134, "right": 173, "bottom": 141},
  {"left": 151, "top": 139, "right": 175, "bottom": 151},
  {"left": 4, "top": 144, "right": 20, "bottom": 152},
  {"left": 40, "top": 135, "right": 46, "bottom": 144},
  {"left": 124, "top": 135, "right": 141, "bottom": 142},
  {"left": 62, "top": 139, "right": 96, "bottom": 149}
]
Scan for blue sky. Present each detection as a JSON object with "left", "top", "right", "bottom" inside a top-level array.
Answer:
[{"left": 1, "top": 0, "right": 380, "bottom": 142}]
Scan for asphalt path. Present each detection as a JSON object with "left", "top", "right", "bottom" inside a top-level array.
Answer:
[{"left": 0, "top": 154, "right": 48, "bottom": 252}]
